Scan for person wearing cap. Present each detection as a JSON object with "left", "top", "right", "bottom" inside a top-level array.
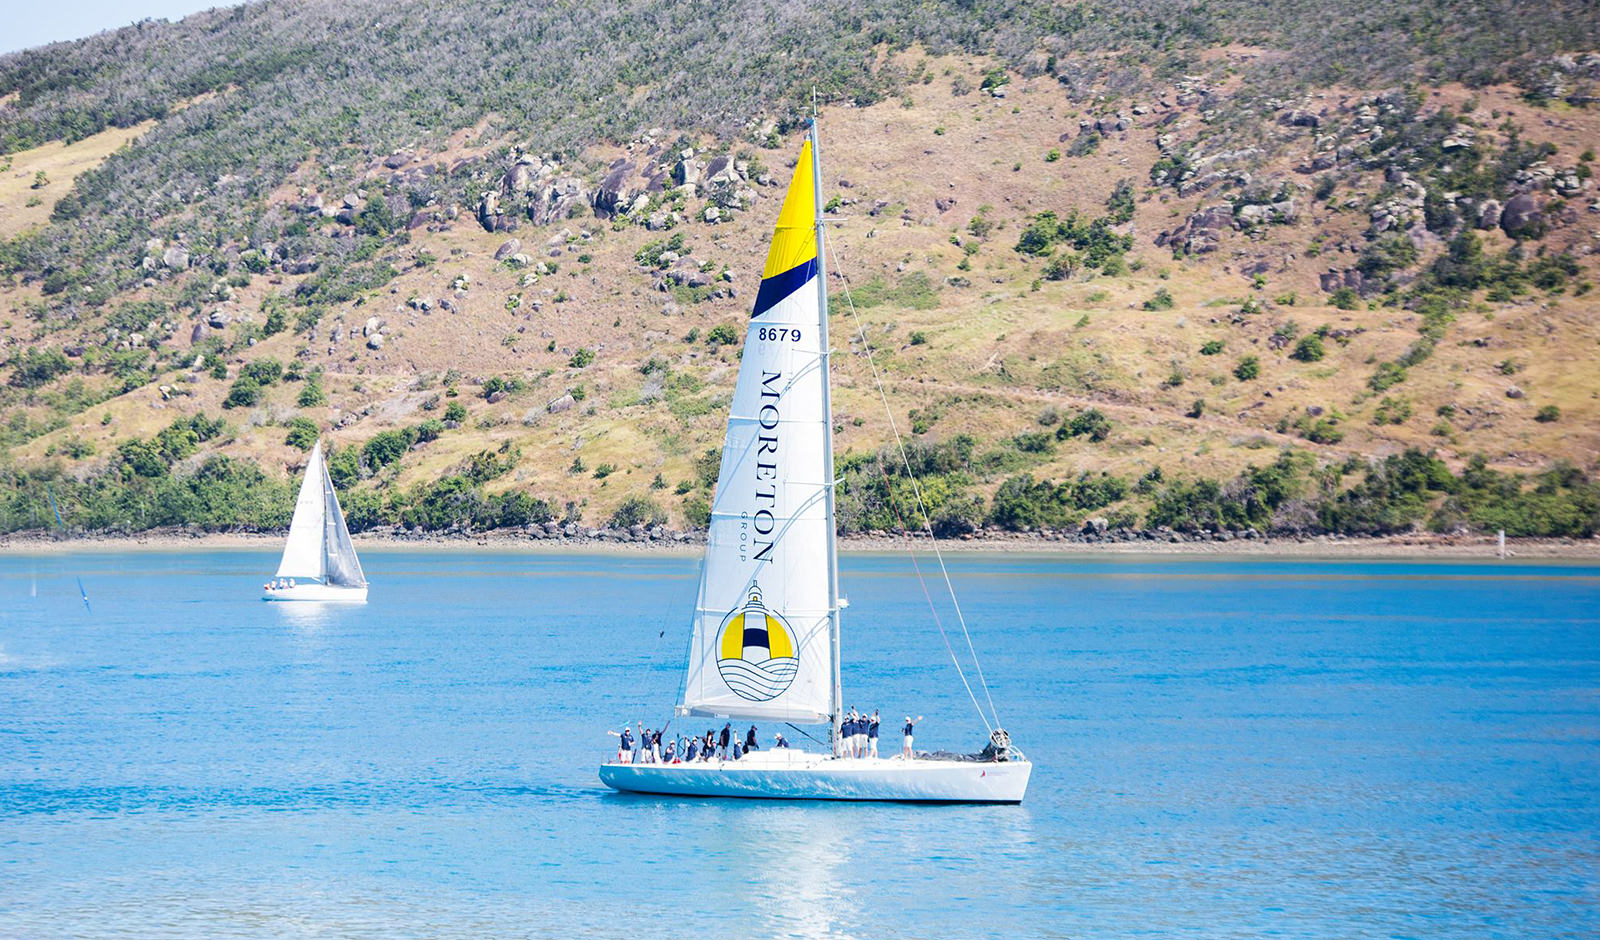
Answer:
[
  {"left": 868, "top": 710, "right": 881, "bottom": 758},
  {"left": 902, "top": 715, "right": 922, "bottom": 759}
]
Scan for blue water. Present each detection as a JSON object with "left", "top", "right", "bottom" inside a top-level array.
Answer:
[{"left": 2, "top": 550, "right": 1597, "bottom": 938}]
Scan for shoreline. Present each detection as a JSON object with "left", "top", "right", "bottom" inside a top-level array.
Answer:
[{"left": 2, "top": 528, "right": 1598, "bottom": 560}]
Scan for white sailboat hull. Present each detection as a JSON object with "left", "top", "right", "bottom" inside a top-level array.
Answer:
[
  {"left": 261, "top": 583, "right": 368, "bottom": 603},
  {"left": 599, "top": 750, "right": 1030, "bottom": 803}
]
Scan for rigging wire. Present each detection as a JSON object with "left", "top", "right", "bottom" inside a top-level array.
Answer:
[{"left": 826, "top": 234, "right": 1003, "bottom": 732}]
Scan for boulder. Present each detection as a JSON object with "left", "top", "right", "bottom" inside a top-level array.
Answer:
[
  {"left": 505, "top": 161, "right": 544, "bottom": 193},
  {"left": 1319, "top": 271, "right": 1343, "bottom": 293},
  {"left": 1476, "top": 199, "right": 1502, "bottom": 231},
  {"left": 207, "top": 310, "right": 230, "bottom": 329},
  {"left": 494, "top": 238, "right": 523, "bottom": 261},
  {"left": 592, "top": 161, "right": 636, "bottom": 217},
  {"left": 161, "top": 246, "right": 190, "bottom": 270},
  {"left": 190, "top": 322, "right": 209, "bottom": 343},
  {"left": 547, "top": 393, "right": 576, "bottom": 413},
  {"left": 528, "top": 176, "right": 590, "bottom": 226},
  {"left": 1160, "top": 204, "right": 1235, "bottom": 254},
  {"left": 1500, "top": 194, "right": 1542, "bottom": 238},
  {"left": 366, "top": 333, "right": 385, "bottom": 350},
  {"left": 1505, "top": 385, "right": 1524, "bottom": 399},
  {"left": 478, "top": 191, "right": 506, "bottom": 232}
]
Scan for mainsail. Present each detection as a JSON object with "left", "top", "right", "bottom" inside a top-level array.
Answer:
[
  {"left": 679, "top": 138, "right": 837, "bottom": 724},
  {"left": 275, "top": 441, "right": 366, "bottom": 587}
]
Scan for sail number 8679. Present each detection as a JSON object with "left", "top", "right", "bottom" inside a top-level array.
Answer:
[{"left": 755, "top": 327, "right": 802, "bottom": 342}]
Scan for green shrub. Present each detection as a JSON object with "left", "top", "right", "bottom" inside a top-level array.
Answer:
[
  {"left": 568, "top": 348, "right": 596, "bottom": 368},
  {"left": 610, "top": 495, "right": 667, "bottom": 528},
  {"left": 1535, "top": 404, "right": 1561, "bottom": 423},
  {"left": 240, "top": 358, "right": 282, "bottom": 386},
  {"left": 297, "top": 376, "right": 327, "bottom": 407},
  {"left": 1234, "top": 356, "right": 1260, "bottom": 381},
  {"left": 444, "top": 400, "right": 467, "bottom": 423},
  {"left": 1368, "top": 361, "right": 1408, "bottom": 392},
  {"left": 9, "top": 347, "right": 72, "bottom": 388},
  {"left": 223, "top": 377, "right": 262, "bottom": 408},
  {"left": 1057, "top": 408, "right": 1112, "bottom": 442},
  {"left": 362, "top": 427, "right": 418, "bottom": 471},
  {"left": 1372, "top": 397, "right": 1412, "bottom": 425},
  {"left": 1291, "top": 335, "right": 1325, "bottom": 362},
  {"left": 706, "top": 324, "right": 739, "bottom": 347},
  {"left": 284, "top": 417, "right": 318, "bottom": 450},
  {"left": 1200, "top": 339, "right": 1225, "bottom": 355},
  {"left": 1329, "top": 287, "right": 1360, "bottom": 310},
  {"left": 682, "top": 495, "right": 711, "bottom": 528},
  {"left": 1142, "top": 287, "right": 1175, "bottom": 311}
]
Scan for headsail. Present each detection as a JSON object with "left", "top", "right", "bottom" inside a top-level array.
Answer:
[
  {"left": 276, "top": 441, "right": 328, "bottom": 581},
  {"left": 320, "top": 454, "right": 366, "bottom": 588},
  {"left": 680, "top": 139, "right": 836, "bottom": 723}
]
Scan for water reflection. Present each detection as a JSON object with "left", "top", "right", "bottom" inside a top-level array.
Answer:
[
  {"left": 727, "top": 805, "right": 855, "bottom": 938},
  {"left": 270, "top": 600, "right": 339, "bottom": 631}
]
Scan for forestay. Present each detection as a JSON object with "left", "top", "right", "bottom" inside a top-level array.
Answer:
[{"left": 679, "top": 140, "right": 834, "bottom": 724}]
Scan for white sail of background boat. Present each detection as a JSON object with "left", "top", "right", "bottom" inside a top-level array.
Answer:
[
  {"left": 261, "top": 440, "right": 368, "bottom": 602},
  {"left": 599, "top": 125, "right": 1030, "bottom": 803}
]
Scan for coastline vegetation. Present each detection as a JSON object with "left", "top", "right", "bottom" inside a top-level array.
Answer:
[{"left": 4, "top": 419, "right": 1594, "bottom": 539}]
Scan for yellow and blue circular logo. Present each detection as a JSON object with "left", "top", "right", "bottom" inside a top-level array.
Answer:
[{"left": 716, "top": 584, "right": 799, "bottom": 702}]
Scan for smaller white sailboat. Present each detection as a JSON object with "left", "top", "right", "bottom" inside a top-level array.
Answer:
[{"left": 262, "top": 440, "right": 368, "bottom": 602}]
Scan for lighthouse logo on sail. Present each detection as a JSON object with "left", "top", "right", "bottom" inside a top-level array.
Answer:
[{"left": 715, "top": 584, "right": 800, "bottom": 701}]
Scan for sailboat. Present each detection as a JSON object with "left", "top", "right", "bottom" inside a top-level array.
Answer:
[
  {"left": 599, "top": 126, "right": 1030, "bottom": 802},
  {"left": 261, "top": 440, "right": 368, "bottom": 602}
]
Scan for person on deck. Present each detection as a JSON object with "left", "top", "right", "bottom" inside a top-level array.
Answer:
[
  {"left": 686, "top": 735, "right": 701, "bottom": 762},
  {"left": 663, "top": 737, "right": 676, "bottom": 763},
  {"left": 903, "top": 715, "right": 922, "bottom": 759},
  {"left": 651, "top": 728, "right": 663, "bottom": 764},
  {"left": 609, "top": 726, "right": 634, "bottom": 763},
  {"left": 718, "top": 723, "right": 731, "bottom": 760},
  {"left": 774, "top": 732, "right": 789, "bottom": 749},
  {"left": 745, "top": 726, "right": 759, "bottom": 753},
  {"left": 869, "top": 710, "right": 881, "bottom": 758},
  {"left": 854, "top": 708, "right": 868, "bottom": 757}
]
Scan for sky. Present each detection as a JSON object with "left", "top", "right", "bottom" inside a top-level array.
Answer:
[{"left": 2, "top": 1, "right": 226, "bottom": 56}]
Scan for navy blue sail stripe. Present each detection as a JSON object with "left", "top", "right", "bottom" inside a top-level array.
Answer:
[{"left": 749, "top": 258, "right": 818, "bottom": 318}]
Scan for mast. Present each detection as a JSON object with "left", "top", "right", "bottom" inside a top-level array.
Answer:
[{"left": 811, "top": 118, "right": 844, "bottom": 753}]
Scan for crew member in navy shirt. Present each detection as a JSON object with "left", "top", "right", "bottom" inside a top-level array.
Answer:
[{"left": 902, "top": 715, "right": 922, "bottom": 759}]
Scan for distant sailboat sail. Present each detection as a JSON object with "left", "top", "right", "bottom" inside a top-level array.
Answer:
[
  {"left": 678, "top": 140, "right": 837, "bottom": 724},
  {"left": 275, "top": 441, "right": 366, "bottom": 588}
]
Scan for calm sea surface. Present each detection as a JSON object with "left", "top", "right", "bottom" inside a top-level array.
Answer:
[{"left": 1, "top": 550, "right": 1596, "bottom": 938}]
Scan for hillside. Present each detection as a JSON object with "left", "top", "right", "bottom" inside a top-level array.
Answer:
[{"left": 2, "top": 0, "right": 1599, "bottom": 540}]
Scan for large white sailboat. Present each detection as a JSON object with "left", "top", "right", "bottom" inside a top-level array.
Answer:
[
  {"left": 261, "top": 440, "right": 369, "bottom": 602},
  {"left": 599, "top": 126, "right": 1030, "bottom": 803}
]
